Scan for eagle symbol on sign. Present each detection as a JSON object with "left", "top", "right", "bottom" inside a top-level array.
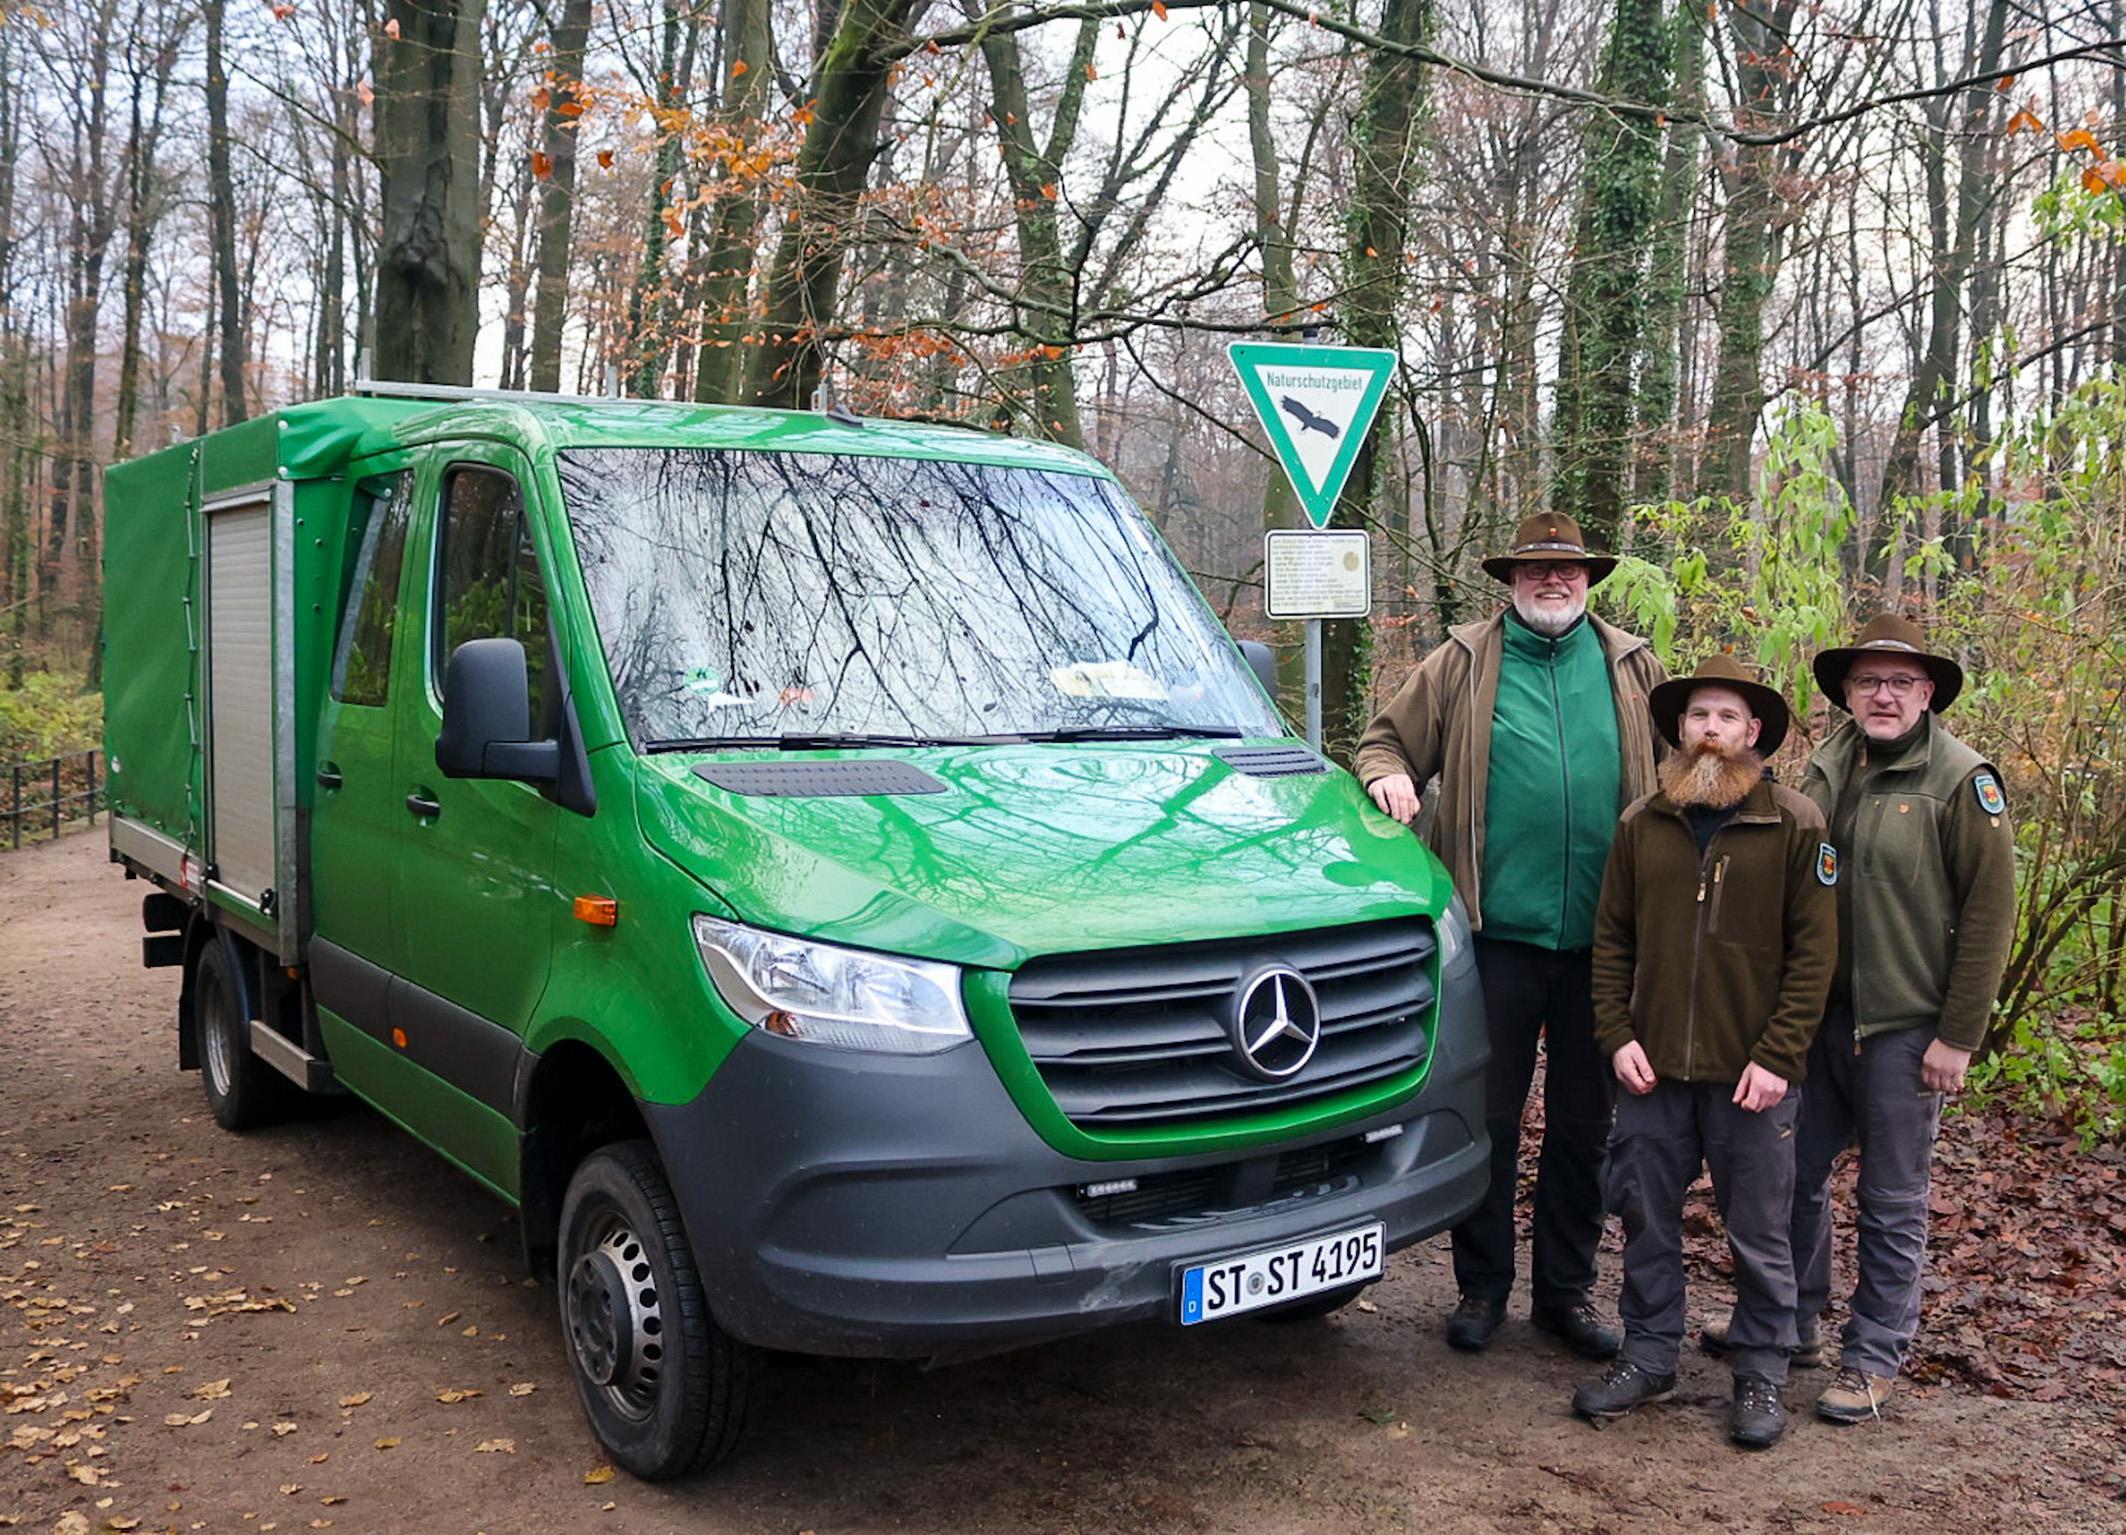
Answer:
[{"left": 1278, "top": 396, "right": 1340, "bottom": 439}]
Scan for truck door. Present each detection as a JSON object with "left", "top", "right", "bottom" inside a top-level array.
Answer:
[
  {"left": 386, "top": 446, "right": 560, "bottom": 1190},
  {"left": 310, "top": 465, "right": 414, "bottom": 1038}
]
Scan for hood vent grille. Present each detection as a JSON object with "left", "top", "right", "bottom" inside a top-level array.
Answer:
[{"left": 1214, "top": 744, "right": 1329, "bottom": 778}]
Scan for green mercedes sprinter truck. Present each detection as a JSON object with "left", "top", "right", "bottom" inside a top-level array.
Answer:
[{"left": 101, "top": 387, "right": 1487, "bottom": 1478}]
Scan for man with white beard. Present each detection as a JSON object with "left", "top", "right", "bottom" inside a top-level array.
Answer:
[
  {"left": 1355, "top": 513, "right": 1667, "bottom": 1359},
  {"left": 1575, "top": 655, "right": 1834, "bottom": 1448}
]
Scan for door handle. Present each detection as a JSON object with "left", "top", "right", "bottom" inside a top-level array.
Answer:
[
  {"left": 405, "top": 790, "right": 442, "bottom": 819},
  {"left": 317, "top": 762, "right": 344, "bottom": 790}
]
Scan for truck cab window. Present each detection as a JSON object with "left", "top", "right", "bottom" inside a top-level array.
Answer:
[
  {"left": 432, "top": 466, "right": 550, "bottom": 718},
  {"left": 330, "top": 471, "right": 413, "bottom": 705}
]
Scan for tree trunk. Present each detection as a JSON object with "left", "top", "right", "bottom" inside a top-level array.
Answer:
[
  {"left": 745, "top": 0, "right": 922, "bottom": 411},
  {"left": 624, "top": 0, "right": 688, "bottom": 397},
  {"left": 692, "top": 0, "right": 771, "bottom": 404},
  {"left": 1632, "top": 4, "right": 1704, "bottom": 504},
  {"left": 203, "top": 0, "right": 247, "bottom": 422},
  {"left": 1328, "top": 0, "right": 1433, "bottom": 762},
  {"left": 374, "top": 0, "right": 488, "bottom": 386},
  {"left": 113, "top": 22, "right": 181, "bottom": 459},
  {"left": 971, "top": 6, "right": 1093, "bottom": 443},
  {"left": 1551, "top": 0, "right": 1670, "bottom": 546},
  {"left": 1877, "top": 0, "right": 2010, "bottom": 512},
  {"left": 1703, "top": 0, "right": 1799, "bottom": 500},
  {"left": 526, "top": 0, "right": 592, "bottom": 393}
]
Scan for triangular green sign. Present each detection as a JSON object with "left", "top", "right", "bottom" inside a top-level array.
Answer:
[{"left": 1229, "top": 342, "right": 1397, "bottom": 529}]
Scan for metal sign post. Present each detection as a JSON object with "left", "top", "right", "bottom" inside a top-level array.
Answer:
[{"left": 1230, "top": 344, "right": 1396, "bottom": 751}]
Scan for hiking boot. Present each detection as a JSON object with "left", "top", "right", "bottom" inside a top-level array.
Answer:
[
  {"left": 1700, "top": 1319, "right": 1823, "bottom": 1369},
  {"left": 1532, "top": 1300, "right": 1621, "bottom": 1360},
  {"left": 1444, "top": 1294, "right": 1506, "bottom": 1353},
  {"left": 1816, "top": 1367, "right": 1896, "bottom": 1424},
  {"left": 1571, "top": 1358, "right": 1676, "bottom": 1421},
  {"left": 1730, "top": 1375, "right": 1788, "bottom": 1449}
]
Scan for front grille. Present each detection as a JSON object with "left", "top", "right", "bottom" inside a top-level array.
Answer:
[
  {"left": 1011, "top": 918, "right": 1435, "bottom": 1131},
  {"left": 1071, "top": 1135, "right": 1380, "bottom": 1229}
]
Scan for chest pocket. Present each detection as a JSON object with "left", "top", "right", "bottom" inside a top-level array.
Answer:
[
  {"left": 1858, "top": 790, "right": 1939, "bottom": 883},
  {"left": 1706, "top": 851, "right": 1779, "bottom": 951}
]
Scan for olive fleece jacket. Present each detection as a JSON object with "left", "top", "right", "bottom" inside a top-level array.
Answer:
[
  {"left": 1353, "top": 611, "right": 1667, "bottom": 934},
  {"left": 1800, "top": 714, "right": 2017, "bottom": 1050},
  {"left": 1591, "top": 775, "right": 1837, "bottom": 1085}
]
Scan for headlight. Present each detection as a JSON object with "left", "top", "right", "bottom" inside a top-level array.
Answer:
[
  {"left": 692, "top": 915, "right": 972, "bottom": 1054},
  {"left": 1438, "top": 893, "right": 1475, "bottom": 976}
]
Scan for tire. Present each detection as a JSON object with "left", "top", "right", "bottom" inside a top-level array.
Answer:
[
  {"left": 1257, "top": 1281, "right": 1371, "bottom": 1324},
  {"left": 194, "top": 936, "right": 286, "bottom": 1132},
  {"left": 557, "top": 1141, "right": 754, "bottom": 1480}
]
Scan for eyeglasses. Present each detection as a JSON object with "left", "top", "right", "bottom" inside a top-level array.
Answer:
[
  {"left": 1846, "top": 674, "right": 1926, "bottom": 697},
  {"left": 1515, "top": 562, "right": 1588, "bottom": 583}
]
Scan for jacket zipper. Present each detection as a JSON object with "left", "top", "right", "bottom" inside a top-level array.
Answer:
[
  {"left": 1548, "top": 645, "right": 1571, "bottom": 943},
  {"left": 1685, "top": 835, "right": 1717, "bottom": 1080}
]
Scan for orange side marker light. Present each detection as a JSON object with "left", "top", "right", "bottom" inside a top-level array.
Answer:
[
  {"left": 391, "top": 1027, "right": 408, "bottom": 1049},
  {"left": 573, "top": 895, "right": 620, "bottom": 928}
]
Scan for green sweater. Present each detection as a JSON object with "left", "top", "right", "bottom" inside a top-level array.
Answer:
[{"left": 1479, "top": 613, "right": 1622, "bottom": 950}]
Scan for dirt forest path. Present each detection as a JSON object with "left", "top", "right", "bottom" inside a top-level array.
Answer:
[{"left": 2, "top": 831, "right": 2120, "bottom": 1535}]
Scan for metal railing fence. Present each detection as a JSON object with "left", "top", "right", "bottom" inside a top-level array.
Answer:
[{"left": 2, "top": 747, "right": 101, "bottom": 849}]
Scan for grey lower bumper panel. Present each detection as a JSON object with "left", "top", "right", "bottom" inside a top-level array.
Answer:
[{"left": 642, "top": 964, "right": 1489, "bottom": 1358}]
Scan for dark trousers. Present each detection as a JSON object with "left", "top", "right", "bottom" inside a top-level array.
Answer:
[
  {"left": 1791, "top": 1005, "right": 1943, "bottom": 1378},
  {"left": 1609, "top": 1079, "right": 1801, "bottom": 1382},
  {"left": 1451, "top": 938, "right": 1614, "bottom": 1310}
]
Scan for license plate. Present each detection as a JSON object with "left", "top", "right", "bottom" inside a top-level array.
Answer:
[{"left": 1178, "top": 1222, "right": 1384, "bottom": 1325}]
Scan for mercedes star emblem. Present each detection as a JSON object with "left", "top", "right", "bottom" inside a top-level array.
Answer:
[{"left": 1231, "top": 966, "right": 1322, "bottom": 1081}]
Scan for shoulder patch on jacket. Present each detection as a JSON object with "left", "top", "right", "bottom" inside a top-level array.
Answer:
[
  {"left": 1817, "top": 843, "right": 1839, "bottom": 886},
  {"left": 1973, "top": 771, "right": 2006, "bottom": 815}
]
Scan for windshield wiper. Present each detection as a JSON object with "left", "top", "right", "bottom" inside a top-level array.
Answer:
[
  {"left": 643, "top": 733, "right": 989, "bottom": 753},
  {"left": 1012, "top": 724, "right": 1246, "bottom": 742}
]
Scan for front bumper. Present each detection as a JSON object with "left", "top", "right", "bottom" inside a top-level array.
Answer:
[{"left": 642, "top": 962, "right": 1489, "bottom": 1358}]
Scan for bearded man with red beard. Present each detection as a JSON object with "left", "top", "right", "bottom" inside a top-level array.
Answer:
[{"left": 1574, "top": 655, "right": 1836, "bottom": 1449}]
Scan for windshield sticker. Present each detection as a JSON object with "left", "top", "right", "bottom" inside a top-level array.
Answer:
[
  {"left": 1050, "top": 660, "right": 1169, "bottom": 701},
  {"left": 682, "top": 665, "right": 724, "bottom": 697}
]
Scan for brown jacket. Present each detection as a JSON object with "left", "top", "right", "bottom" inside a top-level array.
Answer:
[
  {"left": 1352, "top": 612, "right": 1667, "bottom": 931},
  {"left": 1591, "top": 776, "right": 1836, "bottom": 1084}
]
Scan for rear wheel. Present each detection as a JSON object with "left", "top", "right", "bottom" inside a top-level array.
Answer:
[
  {"left": 194, "top": 937, "right": 285, "bottom": 1131},
  {"left": 558, "top": 1141, "right": 753, "bottom": 1479}
]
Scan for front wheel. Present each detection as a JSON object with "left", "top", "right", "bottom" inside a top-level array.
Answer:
[{"left": 557, "top": 1141, "right": 754, "bottom": 1479}]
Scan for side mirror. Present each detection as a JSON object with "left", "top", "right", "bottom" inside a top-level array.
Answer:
[
  {"left": 1236, "top": 639, "right": 1279, "bottom": 699},
  {"left": 436, "top": 638, "right": 559, "bottom": 784}
]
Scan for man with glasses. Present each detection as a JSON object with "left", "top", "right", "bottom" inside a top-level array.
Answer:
[
  {"left": 1701, "top": 615, "right": 2015, "bottom": 1423},
  {"left": 1356, "top": 514, "right": 1667, "bottom": 1359}
]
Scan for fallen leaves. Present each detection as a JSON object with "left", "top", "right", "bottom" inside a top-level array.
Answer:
[
  {"left": 583, "top": 1465, "right": 616, "bottom": 1485},
  {"left": 162, "top": 1410, "right": 213, "bottom": 1427},
  {"left": 191, "top": 1379, "right": 232, "bottom": 1400},
  {"left": 336, "top": 1393, "right": 372, "bottom": 1409},
  {"left": 435, "top": 1387, "right": 483, "bottom": 1404},
  {"left": 506, "top": 1382, "right": 536, "bottom": 1397},
  {"left": 473, "top": 1438, "right": 515, "bottom": 1454}
]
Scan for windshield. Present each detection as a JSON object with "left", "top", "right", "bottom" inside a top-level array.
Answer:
[{"left": 557, "top": 448, "right": 1283, "bottom": 747}]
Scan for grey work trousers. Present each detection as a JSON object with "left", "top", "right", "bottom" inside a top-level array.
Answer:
[
  {"left": 1791, "top": 1005, "right": 1944, "bottom": 1379},
  {"left": 1608, "top": 1077, "right": 1801, "bottom": 1383}
]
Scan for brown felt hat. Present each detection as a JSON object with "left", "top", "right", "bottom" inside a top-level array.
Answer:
[
  {"left": 1480, "top": 512, "right": 1618, "bottom": 586},
  {"left": 1648, "top": 653, "right": 1792, "bottom": 757},
  {"left": 1812, "top": 613, "right": 1964, "bottom": 713}
]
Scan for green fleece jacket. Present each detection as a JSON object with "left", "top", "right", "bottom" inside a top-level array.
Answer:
[{"left": 1479, "top": 613, "right": 1622, "bottom": 950}]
